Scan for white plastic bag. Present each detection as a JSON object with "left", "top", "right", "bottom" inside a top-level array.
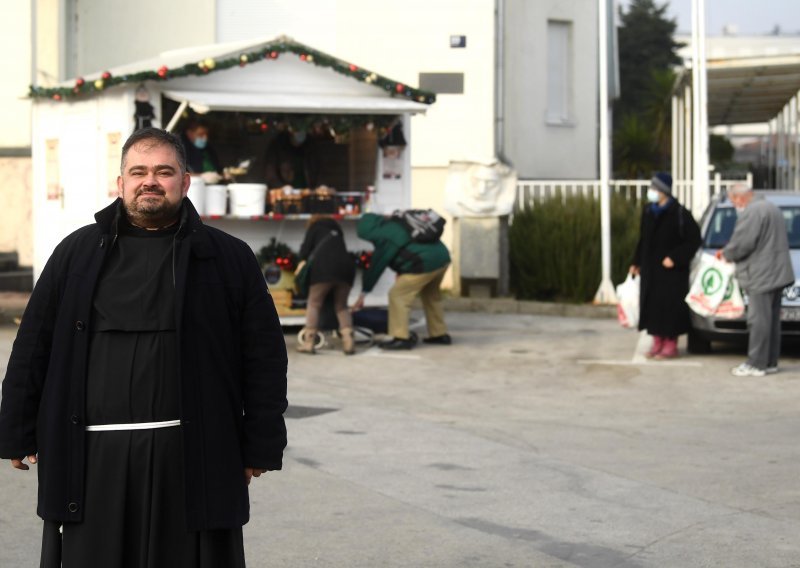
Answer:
[
  {"left": 615, "top": 274, "right": 640, "bottom": 328},
  {"left": 685, "top": 253, "right": 736, "bottom": 317},
  {"left": 714, "top": 276, "right": 745, "bottom": 319}
]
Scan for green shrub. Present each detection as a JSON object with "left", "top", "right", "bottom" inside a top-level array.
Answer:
[{"left": 510, "top": 194, "right": 641, "bottom": 303}]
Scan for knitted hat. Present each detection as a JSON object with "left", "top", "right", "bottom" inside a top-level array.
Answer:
[{"left": 651, "top": 172, "right": 672, "bottom": 195}]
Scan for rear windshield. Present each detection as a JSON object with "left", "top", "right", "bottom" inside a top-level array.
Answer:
[{"left": 704, "top": 206, "right": 800, "bottom": 249}]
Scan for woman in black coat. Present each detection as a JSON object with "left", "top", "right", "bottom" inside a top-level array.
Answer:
[
  {"left": 630, "top": 173, "right": 702, "bottom": 359},
  {"left": 296, "top": 215, "right": 356, "bottom": 354}
]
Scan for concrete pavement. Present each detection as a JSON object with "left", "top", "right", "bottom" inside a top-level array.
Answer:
[{"left": 2, "top": 311, "right": 800, "bottom": 567}]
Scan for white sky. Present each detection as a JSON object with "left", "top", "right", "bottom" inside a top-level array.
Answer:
[{"left": 618, "top": 0, "right": 800, "bottom": 36}]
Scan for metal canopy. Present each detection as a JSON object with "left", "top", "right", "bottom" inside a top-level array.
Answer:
[{"left": 680, "top": 55, "right": 800, "bottom": 125}]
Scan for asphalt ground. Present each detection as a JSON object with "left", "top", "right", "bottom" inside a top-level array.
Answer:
[{"left": 1, "top": 311, "right": 800, "bottom": 567}]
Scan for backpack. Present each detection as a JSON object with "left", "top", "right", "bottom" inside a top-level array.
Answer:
[{"left": 391, "top": 209, "right": 446, "bottom": 243}]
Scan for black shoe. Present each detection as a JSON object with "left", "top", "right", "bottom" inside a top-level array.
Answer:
[
  {"left": 423, "top": 334, "right": 452, "bottom": 345},
  {"left": 380, "top": 337, "right": 416, "bottom": 350}
]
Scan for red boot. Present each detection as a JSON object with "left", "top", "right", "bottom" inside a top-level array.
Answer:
[
  {"left": 655, "top": 337, "right": 679, "bottom": 359},
  {"left": 645, "top": 336, "right": 664, "bottom": 358}
]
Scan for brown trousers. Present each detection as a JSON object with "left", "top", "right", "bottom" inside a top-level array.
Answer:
[
  {"left": 388, "top": 265, "right": 449, "bottom": 339},
  {"left": 305, "top": 281, "right": 353, "bottom": 330}
]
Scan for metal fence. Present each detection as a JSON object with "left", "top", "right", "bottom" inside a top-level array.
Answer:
[{"left": 515, "top": 173, "right": 754, "bottom": 212}]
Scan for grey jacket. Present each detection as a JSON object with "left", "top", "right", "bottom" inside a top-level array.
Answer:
[{"left": 723, "top": 197, "right": 794, "bottom": 293}]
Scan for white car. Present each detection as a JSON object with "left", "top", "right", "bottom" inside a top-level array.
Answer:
[{"left": 688, "top": 191, "right": 800, "bottom": 354}]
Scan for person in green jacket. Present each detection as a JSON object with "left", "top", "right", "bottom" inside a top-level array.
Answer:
[{"left": 352, "top": 213, "right": 451, "bottom": 349}]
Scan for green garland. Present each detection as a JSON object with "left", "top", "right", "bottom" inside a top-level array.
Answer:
[{"left": 29, "top": 37, "right": 436, "bottom": 105}]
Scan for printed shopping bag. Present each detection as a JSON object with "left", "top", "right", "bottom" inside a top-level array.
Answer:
[
  {"left": 714, "top": 277, "right": 745, "bottom": 319},
  {"left": 615, "top": 273, "right": 640, "bottom": 328},
  {"left": 685, "top": 253, "right": 736, "bottom": 317}
]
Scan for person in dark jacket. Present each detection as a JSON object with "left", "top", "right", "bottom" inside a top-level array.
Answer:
[
  {"left": 296, "top": 215, "right": 357, "bottom": 354},
  {"left": 352, "top": 213, "right": 451, "bottom": 350},
  {"left": 0, "top": 128, "right": 288, "bottom": 567},
  {"left": 630, "top": 173, "right": 702, "bottom": 359}
]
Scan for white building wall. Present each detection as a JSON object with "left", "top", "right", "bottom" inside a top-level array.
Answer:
[
  {"left": 503, "top": 0, "right": 599, "bottom": 179},
  {"left": 65, "top": 0, "right": 216, "bottom": 76},
  {"left": 2, "top": 0, "right": 32, "bottom": 147}
]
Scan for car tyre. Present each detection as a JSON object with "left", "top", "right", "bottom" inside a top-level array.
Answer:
[{"left": 687, "top": 327, "right": 712, "bottom": 354}]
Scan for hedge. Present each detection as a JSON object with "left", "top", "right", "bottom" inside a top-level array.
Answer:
[{"left": 510, "top": 194, "right": 641, "bottom": 303}]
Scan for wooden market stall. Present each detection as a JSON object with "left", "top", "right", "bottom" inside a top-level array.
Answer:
[{"left": 30, "top": 36, "right": 435, "bottom": 323}]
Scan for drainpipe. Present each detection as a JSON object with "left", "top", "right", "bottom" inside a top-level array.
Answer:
[{"left": 494, "top": 0, "right": 509, "bottom": 165}]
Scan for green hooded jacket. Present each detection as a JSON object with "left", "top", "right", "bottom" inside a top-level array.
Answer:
[{"left": 356, "top": 213, "right": 451, "bottom": 293}]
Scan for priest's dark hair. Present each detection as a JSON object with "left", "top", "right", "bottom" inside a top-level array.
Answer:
[{"left": 120, "top": 127, "right": 188, "bottom": 175}]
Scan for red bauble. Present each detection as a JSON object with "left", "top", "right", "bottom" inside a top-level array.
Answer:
[
  {"left": 349, "top": 64, "right": 358, "bottom": 72},
  {"left": 101, "top": 71, "right": 111, "bottom": 80},
  {"left": 157, "top": 66, "right": 168, "bottom": 78},
  {"left": 300, "top": 54, "right": 307, "bottom": 61},
  {"left": 395, "top": 83, "right": 405, "bottom": 93},
  {"left": 269, "top": 51, "right": 278, "bottom": 59},
  {"left": 260, "top": 123, "right": 269, "bottom": 132},
  {"left": 75, "top": 77, "right": 85, "bottom": 87},
  {"left": 53, "top": 93, "right": 62, "bottom": 101}
]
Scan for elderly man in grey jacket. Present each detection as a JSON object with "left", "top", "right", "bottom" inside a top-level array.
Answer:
[{"left": 717, "top": 184, "right": 794, "bottom": 377}]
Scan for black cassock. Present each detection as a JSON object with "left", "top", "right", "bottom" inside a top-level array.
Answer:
[{"left": 42, "top": 221, "right": 245, "bottom": 568}]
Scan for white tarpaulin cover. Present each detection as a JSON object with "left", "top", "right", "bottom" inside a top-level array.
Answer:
[{"left": 162, "top": 89, "right": 429, "bottom": 115}]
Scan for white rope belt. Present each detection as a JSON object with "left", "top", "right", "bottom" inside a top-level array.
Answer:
[{"left": 85, "top": 419, "right": 181, "bottom": 432}]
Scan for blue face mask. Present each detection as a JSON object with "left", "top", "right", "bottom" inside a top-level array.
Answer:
[{"left": 193, "top": 137, "right": 208, "bottom": 150}]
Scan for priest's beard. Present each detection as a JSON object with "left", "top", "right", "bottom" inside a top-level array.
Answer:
[{"left": 124, "top": 191, "right": 183, "bottom": 229}]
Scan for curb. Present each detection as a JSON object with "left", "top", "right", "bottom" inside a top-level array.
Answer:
[
  {"left": 440, "top": 297, "right": 616, "bottom": 319},
  {"left": 0, "top": 293, "right": 617, "bottom": 325}
]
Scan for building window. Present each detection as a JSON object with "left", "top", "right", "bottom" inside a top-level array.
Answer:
[{"left": 546, "top": 20, "right": 573, "bottom": 125}]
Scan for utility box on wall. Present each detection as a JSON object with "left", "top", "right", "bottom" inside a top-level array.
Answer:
[{"left": 453, "top": 216, "right": 509, "bottom": 298}]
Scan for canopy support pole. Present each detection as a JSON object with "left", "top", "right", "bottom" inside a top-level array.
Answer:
[{"left": 164, "top": 100, "right": 189, "bottom": 133}]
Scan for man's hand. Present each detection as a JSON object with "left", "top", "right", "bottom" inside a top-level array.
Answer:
[
  {"left": 200, "top": 171, "right": 222, "bottom": 184},
  {"left": 10, "top": 455, "right": 37, "bottom": 471},
  {"left": 244, "top": 467, "right": 267, "bottom": 486},
  {"left": 629, "top": 265, "right": 640, "bottom": 276},
  {"left": 662, "top": 257, "right": 675, "bottom": 269},
  {"left": 351, "top": 292, "right": 366, "bottom": 312}
]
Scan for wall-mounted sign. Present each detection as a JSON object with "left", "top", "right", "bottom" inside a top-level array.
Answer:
[{"left": 45, "top": 139, "right": 61, "bottom": 201}]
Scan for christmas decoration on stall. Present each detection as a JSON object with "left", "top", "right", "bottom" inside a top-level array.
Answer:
[
  {"left": 133, "top": 84, "right": 156, "bottom": 130},
  {"left": 243, "top": 113, "right": 399, "bottom": 138},
  {"left": 353, "top": 250, "right": 373, "bottom": 271},
  {"left": 257, "top": 238, "right": 298, "bottom": 273},
  {"left": 29, "top": 37, "right": 436, "bottom": 105}
]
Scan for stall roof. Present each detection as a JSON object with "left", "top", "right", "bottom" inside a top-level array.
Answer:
[
  {"left": 33, "top": 35, "right": 435, "bottom": 113},
  {"left": 162, "top": 89, "right": 428, "bottom": 115}
]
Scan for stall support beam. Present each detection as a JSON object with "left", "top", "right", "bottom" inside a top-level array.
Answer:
[{"left": 165, "top": 100, "right": 189, "bottom": 133}]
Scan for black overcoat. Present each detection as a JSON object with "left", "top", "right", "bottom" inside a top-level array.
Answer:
[
  {"left": 0, "top": 199, "right": 288, "bottom": 530},
  {"left": 632, "top": 199, "right": 702, "bottom": 337}
]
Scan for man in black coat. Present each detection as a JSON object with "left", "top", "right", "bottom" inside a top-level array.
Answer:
[
  {"left": 0, "top": 128, "right": 288, "bottom": 566},
  {"left": 630, "top": 173, "right": 702, "bottom": 359}
]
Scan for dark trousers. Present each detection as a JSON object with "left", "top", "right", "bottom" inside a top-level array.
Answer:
[{"left": 746, "top": 288, "right": 783, "bottom": 370}]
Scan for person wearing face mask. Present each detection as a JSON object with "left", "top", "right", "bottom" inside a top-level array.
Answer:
[
  {"left": 264, "top": 127, "right": 321, "bottom": 189},
  {"left": 181, "top": 119, "right": 223, "bottom": 184},
  {"left": 716, "top": 184, "right": 794, "bottom": 377},
  {"left": 630, "top": 173, "right": 702, "bottom": 359}
]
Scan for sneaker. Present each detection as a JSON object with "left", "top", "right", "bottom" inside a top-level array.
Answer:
[
  {"left": 731, "top": 363, "right": 766, "bottom": 377},
  {"left": 766, "top": 366, "right": 779, "bottom": 375},
  {"left": 423, "top": 334, "right": 452, "bottom": 345}
]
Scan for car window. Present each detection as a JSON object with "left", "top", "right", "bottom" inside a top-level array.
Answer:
[
  {"left": 705, "top": 205, "right": 800, "bottom": 249},
  {"left": 782, "top": 207, "right": 800, "bottom": 249},
  {"left": 704, "top": 208, "right": 738, "bottom": 248}
]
